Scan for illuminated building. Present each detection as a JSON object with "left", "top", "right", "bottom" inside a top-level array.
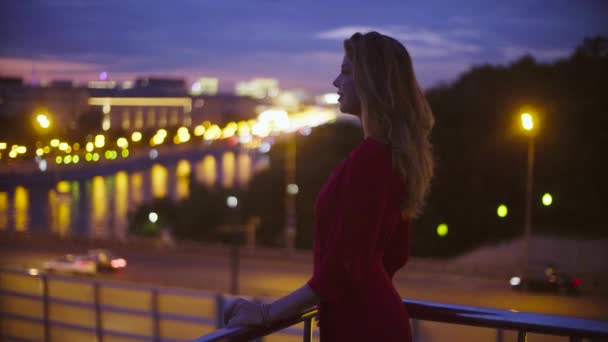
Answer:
[
  {"left": 235, "top": 78, "right": 280, "bottom": 99},
  {"left": 190, "top": 78, "right": 219, "bottom": 96}
]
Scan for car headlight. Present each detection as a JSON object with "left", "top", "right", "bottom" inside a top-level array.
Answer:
[{"left": 510, "top": 276, "right": 521, "bottom": 286}]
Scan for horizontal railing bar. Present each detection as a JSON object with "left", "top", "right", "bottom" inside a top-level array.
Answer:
[
  {"left": 0, "top": 334, "right": 37, "bottom": 342},
  {"left": 0, "top": 289, "right": 214, "bottom": 323},
  {"left": 194, "top": 308, "right": 319, "bottom": 342},
  {"left": 194, "top": 299, "right": 608, "bottom": 341},
  {"left": 405, "top": 299, "right": 608, "bottom": 338},
  {"left": 0, "top": 312, "right": 152, "bottom": 340}
]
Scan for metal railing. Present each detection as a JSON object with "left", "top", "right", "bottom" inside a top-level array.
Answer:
[
  {"left": 194, "top": 299, "right": 608, "bottom": 342},
  {"left": 2, "top": 266, "right": 607, "bottom": 342}
]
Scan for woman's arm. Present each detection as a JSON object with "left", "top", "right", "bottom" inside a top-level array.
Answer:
[{"left": 265, "top": 284, "right": 320, "bottom": 323}]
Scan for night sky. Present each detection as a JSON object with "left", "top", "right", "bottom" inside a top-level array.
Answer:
[{"left": 1, "top": 0, "right": 607, "bottom": 94}]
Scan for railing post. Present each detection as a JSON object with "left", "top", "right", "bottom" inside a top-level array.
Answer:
[
  {"left": 302, "top": 317, "right": 313, "bottom": 342},
  {"left": 517, "top": 330, "right": 527, "bottom": 342},
  {"left": 151, "top": 288, "right": 160, "bottom": 342},
  {"left": 411, "top": 319, "right": 419, "bottom": 342},
  {"left": 496, "top": 328, "right": 504, "bottom": 342},
  {"left": 41, "top": 274, "right": 51, "bottom": 342},
  {"left": 93, "top": 281, "right": 103, "bottom": 342},
  {"left": 216, "top": 294, "right": 225, "bottom": 328}
]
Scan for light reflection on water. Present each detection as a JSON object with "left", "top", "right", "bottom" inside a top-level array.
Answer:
[{"left": 0, "top": 151, "right": 257, "bottom": 239}]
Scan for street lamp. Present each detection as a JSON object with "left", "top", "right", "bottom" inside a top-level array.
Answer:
[
  {"left": 227, "top": 195, "right": 240, "bottom": 295},
  {"left": 520, "top": 112, "right": 536, "bottom": 276},
  {"left": 36, "top": 114, "right": 51, "bottom": 129}
]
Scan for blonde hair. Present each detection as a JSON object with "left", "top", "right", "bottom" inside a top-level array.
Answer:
[{"left": 345, "top": 31, "right": 435, "bottom": 219}]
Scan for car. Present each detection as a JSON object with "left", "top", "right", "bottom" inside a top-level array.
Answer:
[
  {"left": 87, "top": 249, "right": 127, "bottom": 272},
  {"left": 509, "top": 266, "right": 581, "bottom": 295},
  {"left": 43, "top": 254, "right": 97, "bottom": 275}
]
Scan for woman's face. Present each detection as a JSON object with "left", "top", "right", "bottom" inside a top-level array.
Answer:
[{"left": 333, "top": 54, "right": 361, "bottom": 116}]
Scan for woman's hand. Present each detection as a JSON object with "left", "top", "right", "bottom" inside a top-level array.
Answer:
[{"left": 223, "top": 298, "right": 268, "bottom": 328}]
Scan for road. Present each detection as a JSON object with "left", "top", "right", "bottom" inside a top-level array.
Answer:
[{"left": 1, "top": 237, "right": 607, "bottom": 322}]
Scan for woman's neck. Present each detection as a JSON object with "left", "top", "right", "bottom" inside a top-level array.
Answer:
[{"left": 361, "top": 108, "right": 386, "bottom": 141}]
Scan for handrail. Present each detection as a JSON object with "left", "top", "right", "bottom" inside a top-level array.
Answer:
[
  {"left": 193, "top": 299, "right": 608, "bottom": 342},
  {"left": 193, "top": 307, "right": 318, "bottom": 342}
]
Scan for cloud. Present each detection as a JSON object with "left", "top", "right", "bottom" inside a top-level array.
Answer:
[
  {"left": 502, "top": 46, "right": 571, "bottom": 61},
  {"left": 315, "top": 25, "right": 481, "bottom": 59}
]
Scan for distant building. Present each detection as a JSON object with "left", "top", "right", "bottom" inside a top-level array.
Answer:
[
  {"left": 235, "top": 78, "right": 279, "bottom": 99},
  {"left": 1, "top": 76, "right": 266, "bottom": 134},
  {"left": 190, "top": 78, "right": 219, "bottom": 96},
  {"left": 0, "top": 77, "right": 88, "bottom": 132}
]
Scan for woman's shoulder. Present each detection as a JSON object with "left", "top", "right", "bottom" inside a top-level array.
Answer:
[
  {"left": 343, "top": 138, "right": 393, "bottom": 178},
  {"left": 348, "top": 137, "right": 391, "bottom": 165}
]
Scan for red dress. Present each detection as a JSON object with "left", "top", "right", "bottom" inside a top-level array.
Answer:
[{"left": 307, "top": 137, "right": 412, "bottom": 341}]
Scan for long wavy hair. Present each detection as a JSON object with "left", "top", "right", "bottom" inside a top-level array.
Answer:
[{"left": 344, "top": 31, "right": 435, "bottom": 219}]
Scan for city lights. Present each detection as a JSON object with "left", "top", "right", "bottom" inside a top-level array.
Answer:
[
  {"left": 521, "top": 113, "right": 534, "bottom": 131},
  {"left": 131, "top": 131, "right": 143, "bottom": 142},
  {"left": 94, "top": 135, "right": 105, "bottom": 148},
  {"left": 36, "top": 114, "right": 51, "bottom": 129},
  {"left": 497, "top": 204, "right": 508, "bottom": 218},
  {"left": 437, "top": 223, "right": 448, "bottom": 237},
  {"left": 117, "top": 137, "right": 129, "bottom": 149},
  {"left": 149, "top": 212, "right": 159, "bottom": 223},
  {"left": 194, "top": 125, "right": 205, "bottom": 136},
  {"left": 542, "top": 193, "right": 553, "bottom": 206},
  {"left": 50, "top": 139, "right": 60, "bottom": 147},
  {"left": 226, "top": 196, "right": 238, "bottom": 208}
]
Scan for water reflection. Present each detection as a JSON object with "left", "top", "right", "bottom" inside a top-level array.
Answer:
[
  {"left": 14, "top": 186, "right": 28, "bottom": 232},
  {"left": 151, "top": 164, "right": 168, "bottom": 199},
  {"left": 0, "top": 151, "right": 256, "bottom": 239},
  {"left": 238, "top": 152, "right": 252, "bottom": 187},
  {"left": 91, "top": 176, "right": 109, "bottom": 238},
  {"left": 114, "top": 171, "right": 129, "bottom": 241},
  {"left": 49, "top": 188, "right": 71, "bottom": 237},
  {"left": 196, "top": 155, "right": 217, "bottom": 188},
  {"left": 0, "top": 192, "right": 7, "bottom": 230},
  {"left": 222, "top": 152, "right": 235, "bottom": 188},
  {"left": 175, "top": 160, "right": 191, "bottom": 200}
]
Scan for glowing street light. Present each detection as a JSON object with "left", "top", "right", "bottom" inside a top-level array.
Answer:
[
  {"left": 36, "top": 114, "right": 51, "bottom": 129},
  {"left": 542, "top": 193, "right": 553, "bottom": 206},
  {"left": 149, "top": 212, "right": 158, "bottom": 223},
  {"left": 519, "top": 110, "right": 539, "bottom": 278},
  {"left": 226, "top": 196, "right": 238, "bottom": 209},
  {"left": 521, "top": 113, "right": 534, "bottom": 131},
  {"left": 437, "top": 223, "right": 448, "bottom": 237},
  {"left": 497, "top": 204, "right": 508, "bottom": 218}
]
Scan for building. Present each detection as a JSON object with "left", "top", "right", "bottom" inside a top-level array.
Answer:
[
  {"left": 189, "top": 78, "right": 219, "bottom": 96},
  {"left": 235, "top": 78, "right": 279, "bottom": 99},
  {"left": 0, "top": 77, "right": 89, "bottom": 132}
]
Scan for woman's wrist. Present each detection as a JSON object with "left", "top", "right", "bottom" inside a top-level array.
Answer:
[{"left": 260, "top": 303, "right": 273, "bottom": 328}]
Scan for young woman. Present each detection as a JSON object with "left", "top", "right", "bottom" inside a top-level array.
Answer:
[{"left": 223, "top": 31, "right": 434, "bottom": 342}]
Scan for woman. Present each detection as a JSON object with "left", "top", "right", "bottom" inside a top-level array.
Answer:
[{"left": 223, "top": 31, "right": 434, "bottom": 341}]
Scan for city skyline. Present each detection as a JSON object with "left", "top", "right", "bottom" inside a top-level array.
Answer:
[{"left": 1, "top": 0, "right": 607, "bottom": 94}]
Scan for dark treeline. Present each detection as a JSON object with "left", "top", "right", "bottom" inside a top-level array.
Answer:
[{"left": 130, "top": 36, "right": 607, "bottom": 257}]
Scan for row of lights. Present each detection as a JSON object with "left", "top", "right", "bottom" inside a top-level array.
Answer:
[{"left": 436, "top": 193, "right": 555, "bottom": 237}]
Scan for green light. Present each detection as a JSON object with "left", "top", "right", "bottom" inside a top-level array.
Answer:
[
  {"left": 121, "top": 149, "right": 129, "bottom": 158},
  {"left": 542, "top": 193, "right": 553, "bottom": 206},
  {"left": 85, "top": 153, "right": 92, "bottom": 161},
  {"left": 92, "top": 153, "right": 100, "bottom": 161},
  {"left": 63, "top": 155, "right": 72, "bottom": 164},
  {"left": 105, "top": 150, "right": 112, "bottom": 159},
  {"left": 436, "top": 223, "right": 448, "bottom": 237},
  {"left": 55, "top": 156, "right": 62, "bottom": 164},
  {"left": 497, "top": 204, "right": 508, "bottom": 218}
]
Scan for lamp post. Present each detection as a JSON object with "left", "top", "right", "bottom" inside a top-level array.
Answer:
[
  {"left": 284, "top": 131, "right": 297, "bottom": 255},
  {"left": 520, "top": 113, "right": 535, "bottom": 276},
  {"left": 227, "top": 195, "right": 240, "bottom": 295}
]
